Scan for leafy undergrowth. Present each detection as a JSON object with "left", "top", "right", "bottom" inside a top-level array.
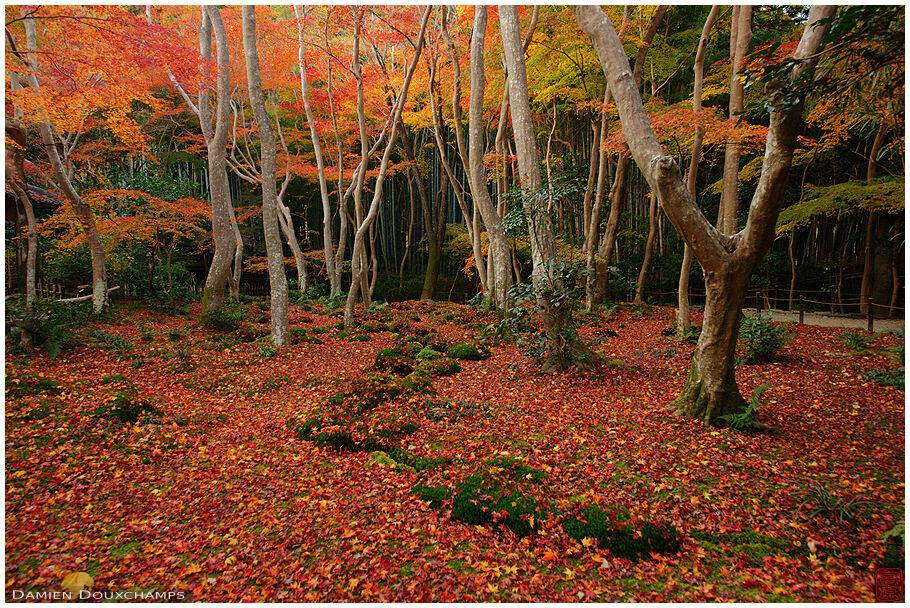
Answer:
[{"left": 5, "top": 300, "right": 904, "bottom": 601}]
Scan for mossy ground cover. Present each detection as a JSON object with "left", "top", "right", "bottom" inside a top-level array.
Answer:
[{"left": 4, "top": 300, "right": 903, "bottom": 601}]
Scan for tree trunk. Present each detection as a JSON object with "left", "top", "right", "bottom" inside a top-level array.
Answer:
[
  {"left": 5, "top": 122, "right": 37, "bottom": 309},
  {"left": 23, "top": 16, "right": 108, "bottom": 314},
  {"left": 573, "top": 4, "right": 835, "bottom": 426},
  {"left": 295, "top": 5, "right": 339, "bottom": 297},
  {"left": 469, "top": 6, "right": 513, "bottom": 312},
  {"left": 344, "top": 7, "right": 431, "bottom": 327},
  {"left": 860, "top": 122, "right": 888, "bottom": 315},
  {"left": 242, "top": 6, "right": 289, "bottom": 347},
  {"left": 678, "top": 5, "right": 721, "bottom": 334},
  {"left": 501, "top": 5, "right": 594, "bottom": 370},
  {"left": 585, "top": 87, "right": 612, "bottom": 311},
  {"left": 633, "top": 192, "right": 658, "bottom": 305},
  {"left": 718, "top": 6, "right": 752, "bottom": 235},
  {"left": 199, "top": 7, "right": 235, "bottom": 314},
  {"left": 591, "top": 6, "right": 665, "bottom": 305},
  {"left": 670, "top": 266, "right": 749, "bottom": 424}
]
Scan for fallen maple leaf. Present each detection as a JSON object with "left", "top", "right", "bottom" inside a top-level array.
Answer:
[{"left": 61, "top": 571, "right": 93, "bottom": 596}]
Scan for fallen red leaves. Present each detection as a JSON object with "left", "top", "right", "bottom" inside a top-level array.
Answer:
[{"left": 5, "top": 302, "right": 904, "bottom": 601}]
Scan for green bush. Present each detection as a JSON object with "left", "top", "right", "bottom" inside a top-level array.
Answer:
[
  {"left": 563, "top": 505, "right": 681, "bottom": 561},
  {"left": 257, "top": 343, "right": 278, "bottom": 358},
  {"left": 446, "top": 342, "right": 491, "bottom": 361},
  {"left": 6, "top": 296, "right": 92, "bottom": 358},
  {"left": 422, "top": 358, "right": 462, "bottom": 377},
  {"left": 138, "top": 324, "right": 155, "bottom": 342},
  {"left": 719, "top": 383, "right": 770, "bottom": 431},
  {"left": 738, "top": 314, "right": 792, "bottom": 363},
  {"left": 89, "top": 329, "right": 132, "bottom": 351},
  {"left": 168, "top": 329, "right": 185, "bottom": 342},
  {"left": 200, "top": 302, "right": 245, "bottom": 332},
  {"left": 411, "top": 484, "right": 452, "bottom": 509}
]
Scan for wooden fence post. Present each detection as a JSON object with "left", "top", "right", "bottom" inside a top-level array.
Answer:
[
  {"left": 867, "top": 297, "right": 874, "bottom": 333},
  {"left": 798, "top": 295, "right": 804, "bottom": 324}
]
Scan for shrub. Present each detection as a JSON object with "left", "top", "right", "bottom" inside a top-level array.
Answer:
[
  {"left": 200, "top": 302, "right": 245, "bottom": 332},
  {"left": 738, "top": 314, "right": 792, "bottom": 363},
  {"left": 411, "top": 484, "right": 452, "bottom": 509},
  {"left": 446, "top": 342, "right": 491, "bottom": 361},
  {"left": 257, "top": 343, "right": 278, "bottom": 358},
  {"left": 423, "top": 358, "right": 462, "bottom": 377},
  {"left": 863, "top": 367, "right": 904, "bottom": 389},
  {"left": 838, "top": 330, "right": 871, "bottom": 351},
  {"left": 168, "top": 329, "right": 185, "bottom": 342},
  {"left": 6, "top": 296, "right": 92, "bottom": 358},
  {"left": 371, "top": 348, "right": 415, "bottom": 376},
  {"left": 138, "top": 324, "right": 155, "bottom": 342},
  {"left": 563, "top": 505, "right": 681, "bottom": 561},
  {"left": 796, "top": 479, "right": 870, "bottom": 524}
]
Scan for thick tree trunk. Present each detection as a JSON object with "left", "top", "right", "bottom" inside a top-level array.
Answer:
[
  {"left": 243, "top": 6, "right": 289, "bottom": 346},
  {"left": 670, "top": 266, "right": 749, "bottom": 424},
  {"left": 23, "top": 17, "right": 108, "bottom": 314},
  {"left": 501, "top": 5, "right": 594, "bottom": 370},
  {"left": 469, "top": 7, "right": 513, "bottom": 312},
  {"left": 633, "top": 192, "right": 659, "bottom": 305},
  {"left": 574, "top": 4, "right": 835, "bottom": 425},
  {"left": 199, "top": 7, "right": 235, "bottom": 314}
]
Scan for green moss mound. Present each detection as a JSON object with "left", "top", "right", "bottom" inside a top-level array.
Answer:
[
  {"left": 451, "top": 473, "right": 548, "bottom": 538},
  {"left": 446, "top": 342, "right": 491, "bottom": 361},
  {"left": 563, "top": 505, "right": 681, "bottom": 561}
]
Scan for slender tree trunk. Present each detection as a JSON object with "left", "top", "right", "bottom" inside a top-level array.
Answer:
[
  {"left": 678, "top": 5, "right": 720, "bottom": 334},
  {"left": 585, "top": 87, "right": 612, "bottom": 311},
  {"left": 501, "top": 5, "right": 594, "bottom": 370},
  {"left": 23, "top": 17, "right": 108, "bottom": 314},
  {"left": 5, "top": 122, "right": 37, "bottom": 310},
  {"left": 399, "top": 173, "right": 416, "bottom": 284},
  {"left": 198, "top": 7, "right": 235, "bottom": 313},
  {"left": 469, "top": 7, "right": 513, "bottom": 312},
  {"left": 787, "top": 227, "right": 797, "bottom": 310},
  {"left": 860, "top": 122, "right": 887, "bottom": 315},
  {"left": 242, "top": 6, "right": 289, "bottom": 346},
  {"left": 344, "top": 7, "right": 431, "bottom": 327},
  {"left": 592, "top": 6, "right": 665, "bottom": 305},
  {"left": 633, "top": 192, "right": 658, "bottom": 305},
  {"left": 295, "top": 5, "right": 339, "bottom": 297},
  {"left": 718, "top": 6, "right": 752, "bottom": 235}
]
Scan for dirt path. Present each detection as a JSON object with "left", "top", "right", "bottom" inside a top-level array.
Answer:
[{"left": 743, "top": 307, "right": 904, "bottom": 333}]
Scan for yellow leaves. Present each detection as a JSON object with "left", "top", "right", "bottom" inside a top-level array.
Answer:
[
  {"left": 61, "top": 571, "right": 93, "bottom": 596},
  {"left": 563, "top": 567, "right": 575, "bottom": 580},
  {"left": 542, "top": 547, "right": 558, "bottom": 562}
]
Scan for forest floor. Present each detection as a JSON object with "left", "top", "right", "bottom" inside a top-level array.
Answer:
[{"left": 5, "top": 299, "right": 905, "bottom": 601}]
